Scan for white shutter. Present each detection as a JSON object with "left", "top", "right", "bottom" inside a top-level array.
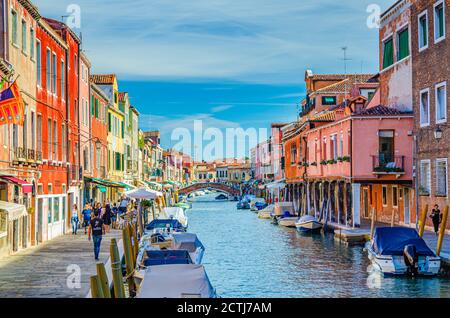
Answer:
[{"left": 436, "top": 159, "right": 447, "bottom": 196}]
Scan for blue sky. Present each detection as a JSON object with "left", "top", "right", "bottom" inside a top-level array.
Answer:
[{"left": 34, "top": 0, "right": 393, "bottom": 160}]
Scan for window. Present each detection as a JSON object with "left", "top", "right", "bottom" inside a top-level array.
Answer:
[
  {"left": 339, "top": 134, "right": 344, "bottom": 158},
  {"left": 81, "top": 98, "right": 85, "bottom": 125},
  {"left": 434, "top": 1, "right": 446, "bottom": 42},
  {"left": 61, "top": 60, "right": 65, "bottom": 100},
  {"left": 52, "top": 53, "right": 57, "bottom": 94},
  {"left": 74, "top": 54, "right": 78, "bottom": 76},
  {"left": 383, "top": 37, "right": 394, "bottom": 69},
  {"left": 290, "top": 144, "right": 297, "bottom": 164},
  {"left": 46, "top": 48, "right": 51, "bottom": 90},
  {"left": 53, "top": 120, "right": 57, "bottom": 160},
  {"left": 47, "top": 119, "right": 52, "bottom": 160},
  {"left": 21, "top": 20, "right": 26, "bottom": 53},
  {"left": 96, "top": 147, "right": 101, "bottom": 171},
  {"left": 22, "top": 113, "right": 27, "bottom": 149},
  {"left": 392, "top": 186, "right": 398, "bottom": 208},
  {"left": 420, "top": 88, "right": 430, "bottom": 127},
  {"left": 37, "top": 114, "right": 42, "bottom": 153},
  {"left": 379, "top": 130, "right": 394, "bottom": 164},
  {"left": 115, "top": 152, "right": 121, "bottom": 171},
  {"left": 397, "top": 27, "right": 409, "bottom": 61},
  {"left": 322, "top": 96, "right": 337, "bottom": 106},
  {"left": 31, "top": 112, "right": 35, "bottom": 150},
  {"left": 330, "top": 135, "right": 338, "bottom": 161},
  {"left": 420, "top": 160, "right": 431, "bottom": 195},
  {"left": 12, "top": 124, "right": 18, "bottom": 148},
  {"left": 11, "top": 10, "right": 18, "bottom": 45},
  {"left": 436, "top": 158, "right": 448, "bottom": 197},
  {"left": 30, "top": 28, "right": 35, "bottom": 59},
  {"left": 61, "top": 124, "right": 66, "bottom": 162},
  {"left": 36, "top": 41, "right": 41, "bottom": 86},
  {"left": 322, "top": 138, "right": 327, "bottom": 160},
  {"left": 382, "top": 186, "right": 388, "bottom": 206},
  {"left": 418, "top": 11, "right": 428, "bottom": 50},
  {"left": 436, "top": 82, "right": 447, "bottom": 123},
  {"left": 53, "top": 197, "right": 60, "bottom": 223}
]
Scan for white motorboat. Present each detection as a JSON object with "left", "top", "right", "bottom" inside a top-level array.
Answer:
[
  {"left": 278, "top": 217, "right": 298, "bottom": 228},
  {"left": 135, "top": 264, "right": 217, "bottom": 298},
  {"left": 366, "top": 227, "right": 441, "bottom": 276},
  {"left": 137, "top": 232, "right": 205, "bottom": 266},
  {"left": 160, "top": 207, "right": 189, "bottom": 229},
  {"left": 250, "top": 198, "right": 266, "bottom": 211},
  {"left": 295, "top": 215, "right": 323, "bottom": 234},
  {"left": 258, "top": 205, "right": 274, "bottom": 219}
]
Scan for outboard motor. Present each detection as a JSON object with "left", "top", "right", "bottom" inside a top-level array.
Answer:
[
  {"left": 403, "top": 244, "right": 419, "bottom": 276},
  {"left": 151, "top": 233, "right": 165, "bottom": 244}
]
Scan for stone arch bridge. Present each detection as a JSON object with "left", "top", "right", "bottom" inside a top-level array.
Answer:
[{"left": 178, "top": 183, "right": 240, "bottom": 196}]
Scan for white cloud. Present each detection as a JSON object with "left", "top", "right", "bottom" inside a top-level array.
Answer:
[
  {"left": 34, "top": 0, "right": 393, "bottom": 84},
  {"left": 211, "top": 105, "right": 234, "bottom": 113}
]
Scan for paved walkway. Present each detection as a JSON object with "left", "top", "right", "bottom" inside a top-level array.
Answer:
[{"left": 0, "top": 230, "right": 122, "bottom": 298}]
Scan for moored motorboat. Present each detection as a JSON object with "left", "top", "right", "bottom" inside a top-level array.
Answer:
[
  {"left": 237, "top": 200, "right": 250, "bottom": 210},
  {"left": 145, "top": 219, "right": 186, "bottom": 235},
  {"left": 295, "top": 215, "right": 323, "bottom": 234},
  {"left": 278, "top": 216, "right": 298, "bottom": 228},
  {"left": 250, "top": 198, "right": 266, "bottom": 211},
  {"left": 215, "top": 194, "right": 228, "bottom": 200},
  {"left": 135, "top": 264, "right": 217, "bottom": 298},
  {"left": 258, "top": 205, "right": 274, "bottom": 219},
  {"left": 159, "top": 207, "right": 189, "bottom": 229},
  {"left": 365, "top": 227, "right": 441, "bottom": 276}
]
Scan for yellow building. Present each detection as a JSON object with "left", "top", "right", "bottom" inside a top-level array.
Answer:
[{"left": 90, "top": 74, "right": 125, "bottom": 201}]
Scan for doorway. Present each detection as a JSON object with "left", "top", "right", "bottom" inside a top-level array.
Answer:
[
  {"left": 363, "top": 188, "right": 369, "bottom": 218},
  {"left": 37, "top": 198, "right": 43, "bottom": 244},
  {"left": 404, "top": 188, "right": 410, "bottom": 225}
]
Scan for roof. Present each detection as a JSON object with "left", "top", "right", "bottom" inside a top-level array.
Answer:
[
  {"left": 18, "top": 0, "right": 41, "bottom": 20},
  {"left": 313, "top": 75, "right": 375, "bottom": 95},
  {"left": 90, "top": 74, "right": 116, "bottom": 85},
  {"left": 306, "top": 73, "right": 373, "bottom": 81},
  {"left": 42, "top": 18, "right": 81, "bottom": 44},
  {"left": 309, "top": 111, "right": 336, "bottom": 122},
  {"left": 357, "top": 105, "right": 410, "bottom": 116}
]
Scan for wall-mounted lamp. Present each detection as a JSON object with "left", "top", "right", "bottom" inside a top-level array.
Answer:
[{"left": 434, "top": 127, "right": 443, "bottom": 140}]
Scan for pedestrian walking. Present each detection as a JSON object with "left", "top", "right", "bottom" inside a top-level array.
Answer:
[
  {"left": 111, "top": 203, "right": 118, "bottom": 229},
  {"left": 82, "top": 204, "right": 92, "bottom": 235},
  {"left": 430, "top": 205, "right": 442, "bottom": 235},
  {"left": 119, "top": 196, "right": 128, "bottom": 215},
  {"left": 88, "top": 210, "right": 106, "bottom": 261},
  {"left": 71, "top": 204, "right": 79, "bottom": 235},
  {"left": 103, "top": 204, "right": 112, "bottom": 233}
]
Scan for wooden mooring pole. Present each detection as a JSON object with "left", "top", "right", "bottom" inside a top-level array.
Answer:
[
  {"left": 370, "top": 207, "right": 376, "bottom": 240},
  {"left": 436, "top": 206, "right": 449, "bottom": 256},
  {"left": 90, "top": 275, "right": 104, "bottom": 299},
  {"left": 110, "top": 238, "right": 126, "bottom": 298},
  {"left": 96, "top": 263, "right": 111, "bottom": 298},
  {"left": 122, "top": 226, "right": 136, "bottom": 297},
  {"left": 419, "top": 204, "right": 429, "bottom": 238}
]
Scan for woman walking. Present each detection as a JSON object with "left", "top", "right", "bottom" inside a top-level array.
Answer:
[
  {"left": 103, "top": 204, "right": 112, "bottom": 233},
  {"left": 71, "top": 204, "right": 79, "bottom": 235}
]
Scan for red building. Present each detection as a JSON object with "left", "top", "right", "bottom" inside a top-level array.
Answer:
[
  {"left": 34, "top": 18, "right": 69, "bottom": 242},
  {"left": 44, "top": 18, "right": 82, "bottom": 215}
]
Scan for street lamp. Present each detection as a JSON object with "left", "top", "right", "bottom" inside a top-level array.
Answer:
[{"left": 434, "top": 127, "right": 443, "bottom": 140}]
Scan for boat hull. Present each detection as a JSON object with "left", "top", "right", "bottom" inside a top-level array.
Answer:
[
  {"left": 296, "top": 220, "right": 323, "bottom": 234},
  {"left": 365, "top": 242, "right": 441, "bottom": 276},
  {"left": 278, "top": 217, "right": 298, "bottom": 228},
  {"left": 258, "top": 211, "right": 272, "bottom": 219}
]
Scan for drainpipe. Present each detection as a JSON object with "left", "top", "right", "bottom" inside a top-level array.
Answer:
[
  {"left": 414, "top": 135, "right": 419, "bottom": 230},
  {"left": 1, "top": 0, "right": 8, "bottom": 61}
]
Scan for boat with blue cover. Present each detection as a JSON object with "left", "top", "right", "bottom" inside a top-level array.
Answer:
[{"left": 365, "top": 227, "right": 441, "bottom": 276}]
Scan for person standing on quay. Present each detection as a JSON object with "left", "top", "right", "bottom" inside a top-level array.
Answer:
[
  {"left": 88, "top": 210, "right": 106, "bottom": 261},
  {"left": 430, "top": 205, "right": 442, "bottom": 236},
  {"left": 103, "top": 204, "right": 112, "bottom": 233}
]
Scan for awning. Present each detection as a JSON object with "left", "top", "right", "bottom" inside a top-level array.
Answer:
[
  {"left": 266, "top": 179, "right": 286, "bottom": 190},
  {"left": 145, "top": 181, "right": 163, "bottom": 190},
  {"left": 116, "top": 182, "right": 135, "bottom": 190},
  {"left": 0, "top": 176, "right": 33, "bottom": 194},
  {"left": 97, "top": 185, "right": 107, "bottom": 193},
  {"left": 0, "top": 200, "right": 28, "bottom": 221},
  {"left": 84, "top": 177, "right": 127, "bottom": 189}
]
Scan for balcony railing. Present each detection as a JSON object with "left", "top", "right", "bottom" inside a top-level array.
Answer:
[
  {"left": 127, "top": 160, "right": 137, "bottom": 172},
  {"left": 13, "top": 147, "right": 42, "bottom": 165},
  {"left": 372, "top": 155, "right": 405, "bottom": 174}
]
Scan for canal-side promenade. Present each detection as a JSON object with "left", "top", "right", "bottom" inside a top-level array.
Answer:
[{"left": 0, "top": 231, "right": 121, "bottom": 298}]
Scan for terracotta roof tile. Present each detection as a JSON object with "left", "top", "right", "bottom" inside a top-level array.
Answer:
[
  {"left": 358, "top": 105, "right": 410, "bottom": 116},
  {"left": 313, "top": 74, "right": 375, "bottom": 94},
  {"left": 90, "top": 74, "right": 116, "bottom": 85},
  {"left": 309, "top": 111, "right": 336, "bottom": 122}
]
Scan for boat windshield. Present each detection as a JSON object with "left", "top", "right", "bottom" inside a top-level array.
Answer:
[{"left": 143, "top": 250, "right": 193, "bottom": 266}]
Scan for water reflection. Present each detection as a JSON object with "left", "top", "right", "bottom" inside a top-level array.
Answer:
[{"left": 187, "top": 194, "right": 450, "bottom": 298}]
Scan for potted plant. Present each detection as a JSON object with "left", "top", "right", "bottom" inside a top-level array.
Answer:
[
  {"left": 320, "top": 160, "right": 328, "bottom": 165},
  {"left": 342, "top": 156, "right": 351, "bottom": 162},
  {"left": 310, "top": 162, "right": 317, "bottom": 166}
]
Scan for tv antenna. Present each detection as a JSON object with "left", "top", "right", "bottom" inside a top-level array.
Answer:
[{"left": 341, "top": 47, "right": 352, "bottom": 75}]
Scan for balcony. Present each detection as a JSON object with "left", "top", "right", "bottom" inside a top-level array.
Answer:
[
  {"left": 372, "top": 155, "right": 405, "bottom": 176},
  {"left": 14, "top": 147, "right": 27, "bottom": 162},
  {"left": 27, "top": 149, "right": 35, "bottom": 164}
]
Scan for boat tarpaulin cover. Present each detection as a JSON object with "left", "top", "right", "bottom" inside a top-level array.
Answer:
[
  {"left": 145, "top": 219, "right": 185, "bottom": 231},
  {"left": 373, "top": 227, "right": 436, "bottom": 257},
  {"left": 137, "top": 264, "right": 215, "bottom": 298},
  {"left": 172, "top": 233, "right": 202, "bottom": 253}
]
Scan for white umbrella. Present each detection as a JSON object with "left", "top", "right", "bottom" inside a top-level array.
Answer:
[{"left": 124, "top": 187, "right": 163, "bottom": 200}]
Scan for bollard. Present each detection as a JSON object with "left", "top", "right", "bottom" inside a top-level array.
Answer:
[
  {"left": 436, "top": 206, "right": 449, "bottom": 256},
  {"left": 96, "top": 263, "right": 111, "bottom": 298},
  {"left": 122, "top": 227, "right": 136, "bottom": 295},
  {"left": 370, "top": 207, "right": 376, "bottom": 240},
  {"left": 90, "top": 275, "right": 105, "bottom": 299},
  {"left": 110, "top": 238, "right": 126, "bottom": 298},
  {"left": 419, "top": 204, "right": 429, "bottom": 238}
]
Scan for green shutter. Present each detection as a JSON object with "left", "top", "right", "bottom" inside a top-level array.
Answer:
[
  {"left": 121, "top": 121, "right": 124, "bottom": 138},
  {"left": 108, "top": 113, "right": 112, "bottom": 132},
  {"left": 95, "top": 99, "right": 99, "bottom": 118},
  {"left": 439, "top": 6, "right": 444, "bottom": 38},
  {"left": 398, "top": 28, "right": 409, "bottom": 60},
  {"left": 91, "top": 95, "right": 95, "bottom": 115},
  {"left": 383, "top": 38, "right": 394, "bottom": 69}
]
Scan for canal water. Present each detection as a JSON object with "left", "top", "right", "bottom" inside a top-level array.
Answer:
[{"left": 187, "top": 194, "right": 450, "bottom": 298}]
